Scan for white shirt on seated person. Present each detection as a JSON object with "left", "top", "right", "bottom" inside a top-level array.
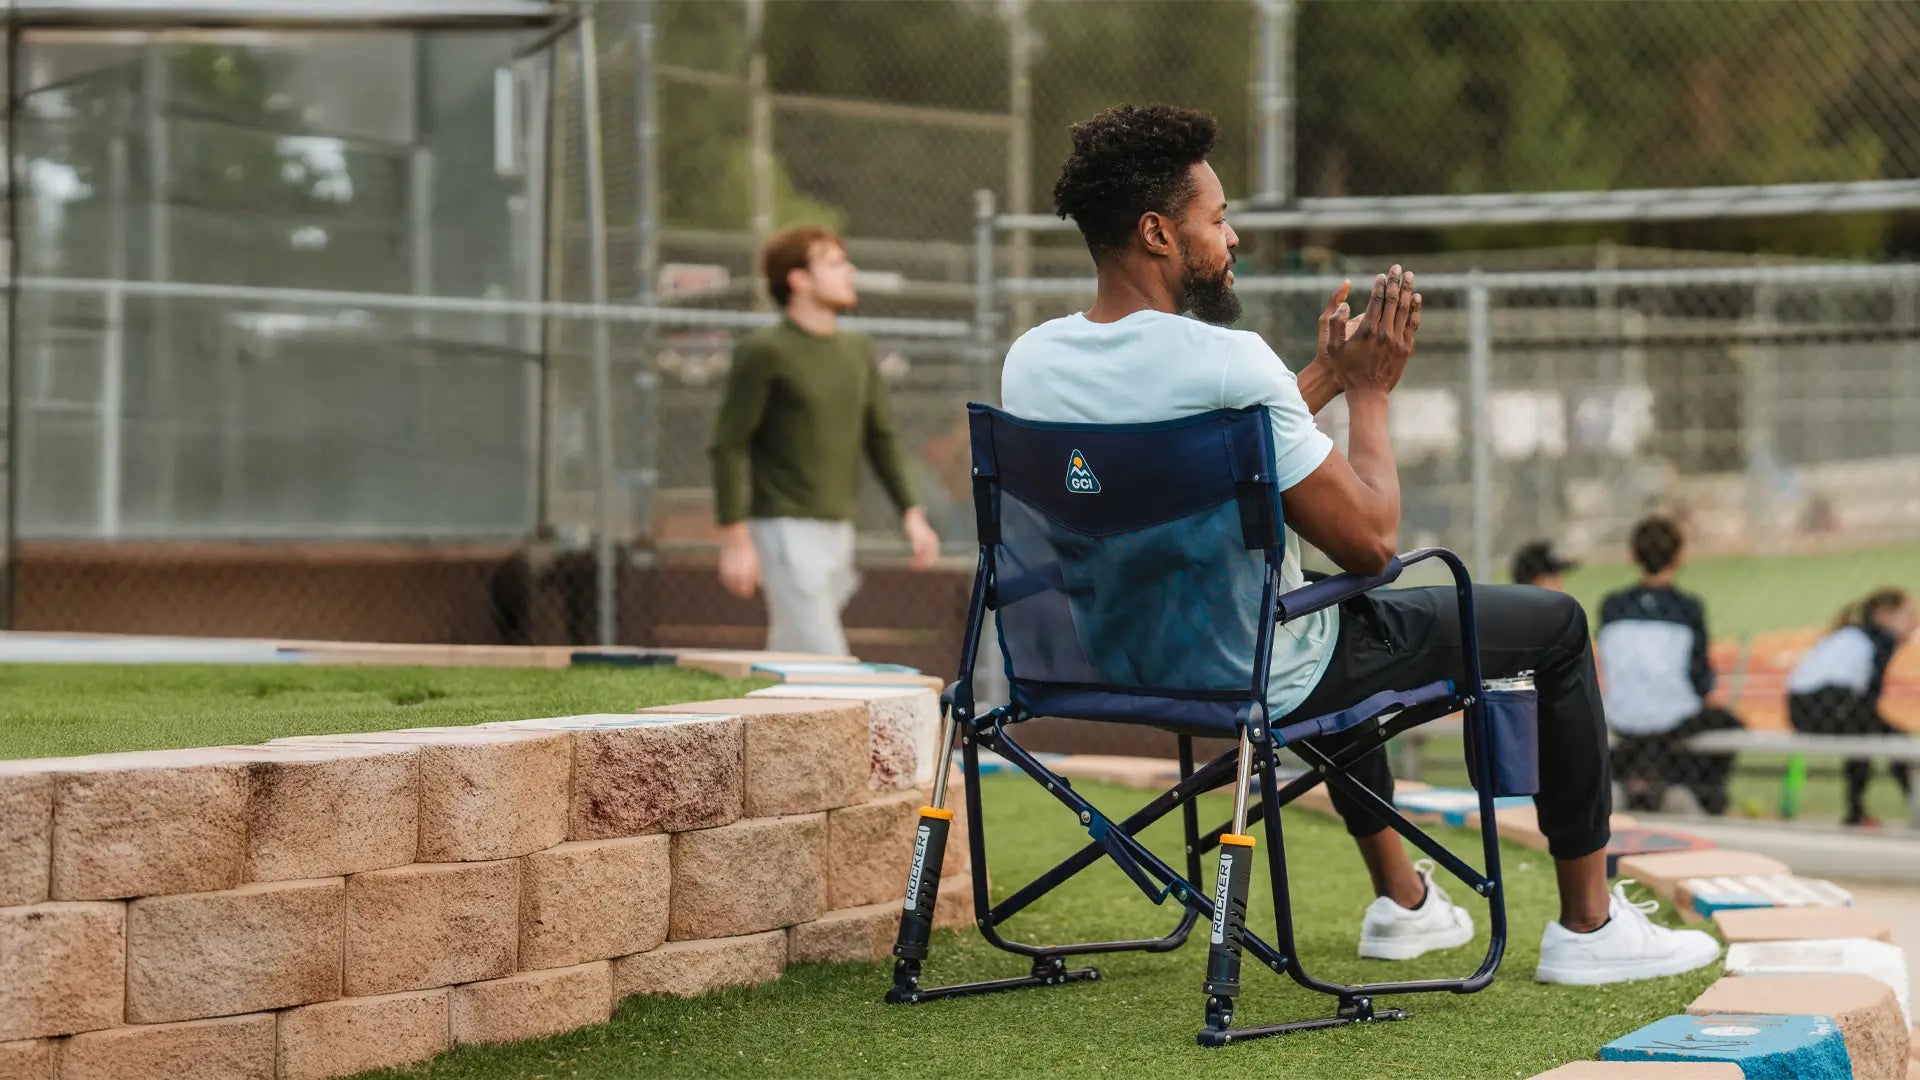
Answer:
[{"left": 1000, "top": 308, "right": 1337, "bottom": 718}]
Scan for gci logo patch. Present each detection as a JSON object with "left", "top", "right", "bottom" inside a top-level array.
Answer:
[{"left": 1065, "top": 449, "right": 1102, "bottom": 494}]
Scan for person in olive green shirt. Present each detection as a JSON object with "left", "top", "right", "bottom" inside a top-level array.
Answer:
[{"left": 709, "top": 225, "right": 941, "bottom": 656}]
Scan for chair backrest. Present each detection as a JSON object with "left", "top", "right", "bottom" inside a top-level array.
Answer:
[{"left": 968, "top": 402, "right": 1284, "bottom": 733}]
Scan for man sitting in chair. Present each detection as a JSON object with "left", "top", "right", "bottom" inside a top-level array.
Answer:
[{"left": 1001, "top": 103, "right": 1719, "bottom": 986}]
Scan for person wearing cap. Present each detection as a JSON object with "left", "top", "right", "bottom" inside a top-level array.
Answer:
[{"left": 1512, "top": 540, "right": 1576, "bottom": 591}]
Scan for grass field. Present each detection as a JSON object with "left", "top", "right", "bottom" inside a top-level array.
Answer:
[
  {"left": 0, "top": 664, "right": 771, "bottom": 760},
  {"left": 1377, "top": 537, "right": 1920, "bottom": 638},
  {"left": 1412, "top": 739, "right": 1912, "bottom": 826},
  {"left": 355, "top": 773, "right": 1716, "bottom": 1080},
  {"left": 1557, "top": 538, "right": 1920, "bottom": 638}
]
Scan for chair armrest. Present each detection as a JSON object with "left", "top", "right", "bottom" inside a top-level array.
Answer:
[{"left": 1275, "top": 557, "right": 1403, "bottom": 623}]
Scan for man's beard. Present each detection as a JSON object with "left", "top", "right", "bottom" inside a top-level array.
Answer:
[{"left": 1180, "top": 257, "right": 1241, "bottom": 325}]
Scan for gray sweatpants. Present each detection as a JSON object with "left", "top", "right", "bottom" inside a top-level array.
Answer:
[{"left": 749, "top": 517, "right": 859, "bottom": 657}]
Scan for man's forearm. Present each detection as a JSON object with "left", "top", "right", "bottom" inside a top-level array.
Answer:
[
  {"left": 1343, "top": 389, "right": 1400, "bottom": 539},
  {"left": 1298, "top": 358, "right": 1342, "bottom": 416}
]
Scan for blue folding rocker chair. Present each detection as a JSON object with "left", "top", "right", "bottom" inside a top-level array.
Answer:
[{"left": 888, "top": 403, "right": 1533, "bottom": 1046}]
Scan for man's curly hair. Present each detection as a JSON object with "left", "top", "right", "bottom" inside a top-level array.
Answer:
[{"left": 1052, "top": 104, "right": 1220, "bottom": 260}]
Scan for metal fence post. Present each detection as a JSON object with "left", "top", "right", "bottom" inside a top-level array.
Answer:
[
  {"left": 1005, "top": 0, "right": 1033, "bottom": 339},
  {"left": 972, "top": 188, "right": 999, "bottom": 381},
  {"left": 1743, "top": 280, "right": 1779, "bottom": 553},
  {"left": 408, "top": 148, "right": 434, "bottom": 339},
  {"left": 746, "top": 0, "right": 774, "bottom": 301},
  {"left": 3, "top": 23, "right": 20, "bottom": 627},
  {"left": 577, "top": 15, "right": 619, "bottom": 646},
  {"left": 1253, "top": 0, "right": 1294, "bottom": 207},
  {"left": 970, "top": 187, "right": 1008, "bottom": 708},
  {"left": 1467, "top": 274, "right": 1494, "bottom": 583},
  {"left": 631, "top": 0, "right": 661, "bottom": 542},
  {"left": 100, "top": 131, "right": 130, "bottom": 540}
]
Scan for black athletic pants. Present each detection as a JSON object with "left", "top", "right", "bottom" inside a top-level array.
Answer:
[
  {"left": 1789, "top": 686, "right": 1912, "bottom": 824},
  {"left": 1609, "top": 707, "right": 1741, "bottom": 816},
  {"left": 1286, "top": 584, "right": 1613, "bottom": 861}
]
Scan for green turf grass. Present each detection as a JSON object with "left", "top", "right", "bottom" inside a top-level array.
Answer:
[
  {"left": 0, "top": 664, "right": 771, "bottom": 760},
  {"left": 353, "top": 774, "right": 1718, "bottom": 1080},
  {"left": 1558, "top": 538, "right": 1920, "bottom": 639},
  {"left": 1374, "top": 537, "right": 1920, "bottom": 639},
  {"left": 1411, "top": 738, "right": 1910, "bottom": 826}
]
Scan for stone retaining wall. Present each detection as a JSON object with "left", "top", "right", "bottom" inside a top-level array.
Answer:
[{"left": 0, "top": 686, "right": 969, "bottom": 1080}]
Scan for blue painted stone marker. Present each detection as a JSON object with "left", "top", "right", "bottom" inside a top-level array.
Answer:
[{"left": 1600, "top": 1013, "right": 1852, "bottom": 1079}]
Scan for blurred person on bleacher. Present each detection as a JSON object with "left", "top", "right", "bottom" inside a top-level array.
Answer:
[
  {"left": 708, "top": 225, "right": 942, "bottom": 656},
  {"left": 1787, "top": 587, "right": 1917, "bottom": 827},
  {"left": 1511, "top": 539, "right": 1576, "bottom": 592},
  {"left": 1597, "top": 516, "right": 1741, "bottom": 814}
]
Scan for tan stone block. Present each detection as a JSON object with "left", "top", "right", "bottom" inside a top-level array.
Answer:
[
  {"left": 826, "top": 791, "right": 920, "bottom": 910},
  {"left": 1050, "top": 755, "right": 1185, "bottom": 790},
  {"left": 127, "top": 879, "right": 343, "bottom": 1024},
  {"left": 345, "top": 860, "right": 517, "bottom": 997},
  {"left": 275, "top": 728, "right": 569, "bottom": 862},
  {"left": 612, "top": 931, "right": 787, "bottom": 1000},
  {"left": 232, "top": 744, "right": 418, "bottom": 882},
  {"left": 946, "top": 792, "right": 974, "bottom": 872},
  {"left": 0, "top": 903, "right": 123, "bottom": 1041},
  {"left": 1531, "top": 1064, "right": 1744, "bottom": 1078},
  {"left": 276, "top": 990, "right": 449, "bottom": 1080},
  {"left": 670, "top": 815, "right": 826, "bottom": 940},
  {"left": 780, "top": 672, "right": 946, "bottom": 691},
  {"left": 789, "top": 903, "right": 897, "bottom": 965},
  {"left": 449, "top": 961, "right": 611, "bottom": 1046},
  {"left": 1291, "top": 782, "right": 1337, "bottom": 818},
  {"left": 0, "top": 1038, "right": 52, "bottom": 1080},
  {"left": 747, "top": 685, "right": 941, "bottom": 791},
  {"left": 47, "top": 750, "right": 251, "bottom": 900},
  {"left": 672, "top": 649, "right": 855, "bottom": 681},
  {"left": 673, "top": 656, "right": 755, "bottom": 680},
  {"left": 57, "top": 1013, "right": 274, "bottom": 1080},
  {"left": 0, "top": 767, "right": 52, "bottom": 908},
  {"left": 1616, "top": 850, "right": 1790, "bottom": 902},
  {"left": 1714, "top": 906, "right": 1894, "bottom": 944},
  {"left": 933, "top": 872, "right": 974, "bottom": 930},
  {"left": 565, "top": 715, "right": 745, "bottom": 840},
  {"left": 520, "top": 837, "right": 670, "bottom": 970},
  {"left": 645, "top": 699, "right": 867, "bottom": 818},
  {"left": 1689, "top": 973, "right": 1909, "bottom": 1080},
  {"left": 1466, "top": 802, "right": 1550, "bottom": 851}
]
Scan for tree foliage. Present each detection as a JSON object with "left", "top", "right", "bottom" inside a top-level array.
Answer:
[{"left": 655, "top": 0, "right": 1918, "bottom": 258}]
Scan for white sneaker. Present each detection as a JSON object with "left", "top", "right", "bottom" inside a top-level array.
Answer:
[
  {"left": 1535, "top": 880, "right": 1723, "bottom": 986},
  {"left": 1358, "top": 859, "right": 1476, "bottom": 960}
]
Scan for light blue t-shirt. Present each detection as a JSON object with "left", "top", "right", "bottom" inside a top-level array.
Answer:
[{"left": 1000, "top": 309, "right": 1339, "bottom": 718}]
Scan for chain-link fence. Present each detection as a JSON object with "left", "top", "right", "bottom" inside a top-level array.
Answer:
[
  {"left": 989, "top": 247, "right": 1920, "bottom": 808},
  {"left": 8, "top": 0, "right": 1920, "bottom": 735}
]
